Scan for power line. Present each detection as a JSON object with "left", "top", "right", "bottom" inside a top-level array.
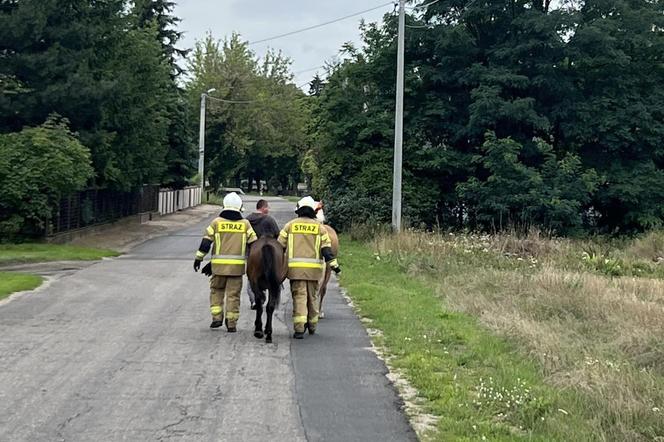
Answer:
[
  {"left": 294, "top": 0, "right": 452, "bottom": 84},
  {"left": 214, "top": 0, "right": 453, "bottom": 99},
  {"left": 293, "top": 65, "right": 325, "bottom": 75},
  {"left": 205, "top": 95, "right": 257, "bottom": 104},
  {"left": 248, "top": 1, "right": 396, "bottom": 46}
]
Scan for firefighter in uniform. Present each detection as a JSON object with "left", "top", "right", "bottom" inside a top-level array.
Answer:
[
  {"left": 278, "top": 196, "right": 340, "bottom": 339},
  {"left": 193, "top": 192, "right": 257, "bottom": 331}
]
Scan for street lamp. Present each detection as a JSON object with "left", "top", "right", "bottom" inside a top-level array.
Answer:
[{"left": 198, "top": 88, "right": 216, "bottom": 196}]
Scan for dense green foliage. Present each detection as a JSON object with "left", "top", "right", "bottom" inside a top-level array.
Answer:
[
  {"left": 134, "top": 0, "right": 196, "bottom": 189},
  {"left": 0, "top": 116, "right": 93, "bottom": 239},
  {"left": 186, "top": 34, "right": 309, "bottom": 193},
  {"left": 310, "top": 0, "right": 664, "bottom": 234},
  {"left": 458, "top": 134, "right": 599, "bottom": 233},
  {"left": 0, "top": 0, "right": 194, "bottom": 191}
]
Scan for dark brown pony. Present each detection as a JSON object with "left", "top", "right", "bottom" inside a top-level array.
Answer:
[{"left": 246, "top": 237, "right": 287, "bottom": 343}]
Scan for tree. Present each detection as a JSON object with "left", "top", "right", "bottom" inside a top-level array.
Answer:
[
  {"left": 96, "top": 23, "right": 171, "bottom": 190},
  {"left": 185, "top": 33, "right": 308, "bottom": 193},
  {"left": 162, "top": 93, "right": 196, "bottom": 188},
  {"left": 133, "top": 0, "right": 188, "bottom": 77},
  {"left": 0, "top": 0, "right": 123, "bottom": 134},
  {"left": 458, "top": 133, "right": 598, "bottom": 233},
  {"left": 0, "top": 115, "right": 93, "bottom": 239},
  {"left": 308, "top": 0, "right": 664, "bottom": 233},
  {"left": 309, "top": 74, "right": 325, "bottom": 97},
  {"left": 1, "top": 0, "right": 176, "bottom": 190},
  {"left": 561, "top": 0, "right": 664, "bottom": 232},
  {"left": 132, "top": 0, "right": 195, "bottom": 189}
]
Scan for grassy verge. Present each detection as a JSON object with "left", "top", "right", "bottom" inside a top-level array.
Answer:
[
  {"left": 0, "top": 243, "right": 118, "bottom": 299},
  {"left": 203, "top": 192, "right": 223, "bottom": 205},
  {"left": 339, "top": 230, "right": 664, "bottom": 441},
  {"left": 0, "top": 272, "right": 43, "bottom": 301},
  {"left": 0, "top": 243, "right": 118, "bottom": 265}
]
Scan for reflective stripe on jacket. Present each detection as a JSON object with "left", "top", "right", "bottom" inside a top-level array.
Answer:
[
  {"left": 202, "top": 217, "right": 257, "bottom": 276},
  {"left": 278, "top": 217, "right": 331, "bottom": 281}
]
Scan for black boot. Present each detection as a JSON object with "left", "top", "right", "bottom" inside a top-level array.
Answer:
[
  {"left": 225, "top": 319, "right": 237, "bottom": 333},
  {"left": 293, "top": 331, "right": 304, "bottom": 339},
  {"left": 305, "top": 322, "right": 316, "bottom": 335},
  {"left": 250, "top": 302, "right": 257, "bottom": 310},
  {"left": 210, "top": 320, "right": 223, "bottom": 329}
]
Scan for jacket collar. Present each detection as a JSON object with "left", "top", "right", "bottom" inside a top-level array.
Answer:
[{"left": 220, "top": 210, "right": 243, "bottom": 221}]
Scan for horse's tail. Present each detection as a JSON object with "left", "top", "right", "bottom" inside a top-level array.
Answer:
[{"left": 261, "top": 243, "right": 281, "bottom": 307}]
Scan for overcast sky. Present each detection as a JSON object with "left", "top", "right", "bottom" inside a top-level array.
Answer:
[{"left": 173, "top": 0, "right": 395, "bottom": 88}]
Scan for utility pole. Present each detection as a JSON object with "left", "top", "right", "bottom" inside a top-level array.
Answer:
[
  {"left": 392, "top": 0, "right": 405, "bottom": 232},
  {"left": 198, "top": 88, "right": 216, "bottom": 196}
]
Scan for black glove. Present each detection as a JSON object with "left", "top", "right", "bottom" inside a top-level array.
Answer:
[
  {"left": 193, "top": 259, "right": 202, "bottom": 272},
  {"left": 202, "top": 262, "right": 212, "bottom": 277},
  {"left": 332, "top": 265, "right": 341, "bottom": 274}
]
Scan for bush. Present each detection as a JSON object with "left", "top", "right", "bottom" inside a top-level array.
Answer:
[
  {"left": 0, "top": 115, "right": 93, "bottom": 240},
  {"left": 325, "top": 190, "right": 391, "bottom": 232},
  {"left": 458, "top": 133, "right": 598, "bottom": 235}
]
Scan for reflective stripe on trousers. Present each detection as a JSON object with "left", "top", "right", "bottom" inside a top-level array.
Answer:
[{"left": 211, "top": 254, "right": 246, "bottom": 265}]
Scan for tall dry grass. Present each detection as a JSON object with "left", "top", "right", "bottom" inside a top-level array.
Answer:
[{"left": 371, "top": 229, "right": 664, "bottom": 441}]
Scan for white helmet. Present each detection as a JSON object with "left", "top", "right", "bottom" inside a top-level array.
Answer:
[
  {"left": 296, "top": 196, "right": 317, "bottom": 211},
  {"left": 223, "top": 192, "right": 243, "bottom": 212}
]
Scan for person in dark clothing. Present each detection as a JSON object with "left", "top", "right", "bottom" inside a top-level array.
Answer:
[
  {"left": 246, "top": 199, "right": 280, "bottom": 239},
  {"left": 245, "top": 199, "right": 280, "bottom": 309}
]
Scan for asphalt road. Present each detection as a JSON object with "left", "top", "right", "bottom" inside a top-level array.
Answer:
[{"left": 0, "top": 196, "right": 416, "bottom": 441}]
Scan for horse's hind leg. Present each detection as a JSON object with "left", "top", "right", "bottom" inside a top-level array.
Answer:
[
  {"left": 265, "top": 287, "right": 279, "bottom": 343},
  {"left": 252, "top": 282, "right": 265, "bottom": 339}
]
